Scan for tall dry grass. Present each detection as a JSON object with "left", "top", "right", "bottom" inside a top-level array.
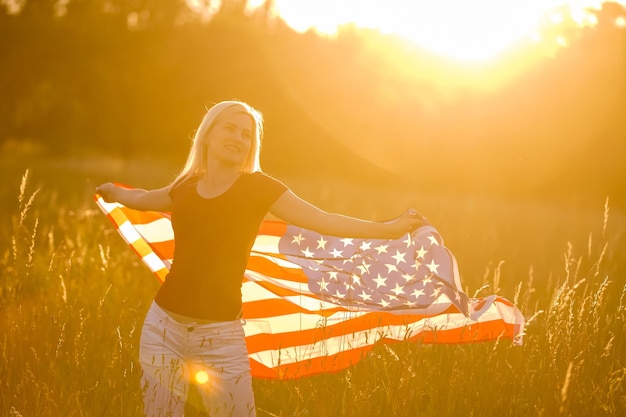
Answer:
[{"left": 1, "top": 160, "right": 625, "bottom": 416}]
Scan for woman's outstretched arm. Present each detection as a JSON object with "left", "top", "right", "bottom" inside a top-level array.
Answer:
[
  {"left": 269, "top": 190, "right": 425, "bottom": 239},
  {"left": 96, "top": 183, "right": 173, "bottom": 212}
]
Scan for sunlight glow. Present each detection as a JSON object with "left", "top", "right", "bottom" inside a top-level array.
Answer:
[
  {"left": 195, "top": 370, "right": 209, "bottom": 385},
  {"left": 267, "top": 0, "right": 626, "bottom": 62}
]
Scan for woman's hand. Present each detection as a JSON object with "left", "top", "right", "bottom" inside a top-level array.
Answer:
[
  {"left": 389, "top": 208, "right": 428, "bottom": 236},
  {"left": 95, "top": 182, "right": 121, "bottom": 203}
]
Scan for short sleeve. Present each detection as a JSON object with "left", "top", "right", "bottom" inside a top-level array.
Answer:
[{"left": 250, "top": 172, "right": 288, "bottom": 207}]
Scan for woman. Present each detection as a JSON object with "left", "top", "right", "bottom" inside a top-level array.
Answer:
[{"left": 96, "top": 100, "right": 424, "bottom": 417}]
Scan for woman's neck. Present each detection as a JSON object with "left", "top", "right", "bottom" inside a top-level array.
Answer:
[{"left": 200, "top": 164, "right": 243, "bottom": 186}]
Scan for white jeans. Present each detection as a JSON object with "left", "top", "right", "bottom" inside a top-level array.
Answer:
[{"left": 139, "top": 302, "right": 256, "bottom": 417}]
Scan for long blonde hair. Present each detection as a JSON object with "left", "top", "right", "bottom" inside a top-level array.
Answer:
[{"left": 172, "top": 101, "right": 263, "bottom": 186}]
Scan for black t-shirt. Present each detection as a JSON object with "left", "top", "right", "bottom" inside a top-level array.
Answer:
[{"left": 154, "top": 172, "right": 288, "bottom": 321}]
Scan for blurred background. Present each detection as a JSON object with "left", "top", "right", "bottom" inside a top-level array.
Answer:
[{"left": 1, "top": 0, "right": 624, "bottom": 206}]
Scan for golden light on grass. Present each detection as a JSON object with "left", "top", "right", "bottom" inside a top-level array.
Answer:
[
  {"left": 195, "top": 370, "right": 209, "bottom": 385},
  {"left": 2, "top": 165, "right": 626, "bottom": 415}
]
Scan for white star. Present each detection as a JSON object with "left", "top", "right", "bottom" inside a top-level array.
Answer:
[
  {"left": 402, "top": 273, "right": 415, "bottom": 282},
  {"left": 357, "top": 261, "right": 371, "bottom": 275},
  {"left": 428, "top": 235, "right": 439, "bottom": 246},
  {"left": 340, "top": 238, "right": 354, "bottom": 247},
  {"left": 387, "top": 294, "right": 398, "bottom": 301},
  {"left": 334, "top": 289, "right": 344, "bottom": 298},
  {"left": 318, "top": 279, "right": 329, "bottom": 291},
  {"left": 327, "top": 271, "right": 339, "bottom": 281},
  {"left": 423, "top": 275, "right": 433, "bottom": 284},
  {"left": 432, "top": 286, "right": 443, "bottom": 298},
  {"left": 391, "top": 283, "right": 404, "bottom": 296},
  {"left": 359, "top": 241, "right": 372, "bottom": 251},
  {"left": 330, "top": 248, "right": 343, "bottom": 258},
  {"left": 291, "top": 233, "right": 305, "bottom": 245},
  {"left": 316, "top": 236, "right": 327, "bottom": 250},
  {"left": 301, "top": 247, "right": 314, "bottom": 258},
  {"left": 358, "top": 290, "right": 372, "bottom": 301},
  {"left": 392, "top": 250, "right": 406, "bottom": 265},
  {"left": 412, "top": 288, "right": 425, "bottom": 299},
  {"left": 426, "top": 259, "right": 440, "bottom": 274},
  {"left": 404, "top": 299, "right": 417, "bottom": 307},
  {"left": 373, "top": 274, "right": 387, "bottom": 288},
  {"left": 380, "top": 298, "right": 391, "bottom": 308},
  {"left": 385, "top": 264, "right": 398, "bottom": 273},
  {"left": 416, "top": 245, "right": 428, "bottom": 259},
  {"left": 403, "top": 234, "right": 412, "bottom": 248},
  {"left": 351, "top": 274, "right": 362, "bottom": 285},
  {"left": 374, "top": 244, "right": 389, "bottom": 254}
]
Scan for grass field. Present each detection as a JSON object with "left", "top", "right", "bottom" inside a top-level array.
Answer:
[{"left": 1, "top": 150, "right": 625, "bottom": 416}]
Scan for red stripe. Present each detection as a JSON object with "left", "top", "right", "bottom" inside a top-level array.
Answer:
[
  {"left": 248, "top": 320, "right": 517, "bottom": 379},
  {"left": 244, "top": 307, "right": 460, "bottom": 353},
  {"left": 258, "top": 220, "right": 288, "bottom": 236},
  {"left": 243, "top": 298, "right": 345, "bottom": 319},
  {"left": 119, "top": 207, "right": 171, "bottom": 224},
  {"left": 149, "top": 240, "right": 175, "bottom": 260}
]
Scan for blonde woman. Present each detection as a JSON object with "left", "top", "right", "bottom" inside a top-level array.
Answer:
[{"left": 96, "top": 100, "right": 424, "bottom": 417}]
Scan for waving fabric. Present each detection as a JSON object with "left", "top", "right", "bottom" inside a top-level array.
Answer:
[{"left": 95, "top": 194, "right": 524, "bottom": 380}]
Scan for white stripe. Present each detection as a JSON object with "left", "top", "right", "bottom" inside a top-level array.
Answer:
[
  {"left": 247, "top": 313, "right": 467, "bottom": 366},
  {"left": 249, "top": 252, "right": 299, "bottom": 268},
  {"left": 96, "top": 198, "right": 120, "bottom": 213},
  {"left": 244, "top": 312, "right": 339, "bottom": 337},
  {"left": 143, "top": 252, "right": 167, "bottom": 272},
  {"left": 247, "top": 302, "right": 521, "bottom": 367},
  {"left": 252, "top": 234, "right": 281, "bottom": 252},
  {"left": 244, "top": 301, "right": 519, "bottom": 339},
  {"left": 133, "top": 217, "right": 174, "bottom": 243},
  {"left": 244, "top": 304, "right": 464, "bottom": 338},
  {"left": 118, "top": 220, "right": 142, "bottom": 244},
  {"left": 241, "top": 280, "right": 343, "bottom": 312},
  {"left": 244, "top": 270, "right": 311, "bottom": 295}
]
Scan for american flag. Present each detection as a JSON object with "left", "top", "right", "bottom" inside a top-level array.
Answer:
[{"left": 95, "top": 194, "right": 525, "bottom": 380}]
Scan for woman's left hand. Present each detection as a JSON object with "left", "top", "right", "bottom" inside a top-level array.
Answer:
[{"left": 394, "top": 208, "right": 428, "bottom": 235}]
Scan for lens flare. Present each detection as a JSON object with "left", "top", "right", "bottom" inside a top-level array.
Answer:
[{"left": 195, "top": 370, "right": 209, "bottom": 385}]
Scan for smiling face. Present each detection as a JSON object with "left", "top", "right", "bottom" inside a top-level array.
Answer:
[{"left": 204, "top": 108, "right": 254, "bottom": 170}]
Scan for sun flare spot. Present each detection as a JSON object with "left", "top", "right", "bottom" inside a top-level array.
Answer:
[{"left": 195, "top": 370, "right": 209, "bottom": 385}]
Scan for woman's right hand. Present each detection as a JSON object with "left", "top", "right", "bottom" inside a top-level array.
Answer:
[{"left": 95, "top": 182, "right": 120, "bottom": 203}]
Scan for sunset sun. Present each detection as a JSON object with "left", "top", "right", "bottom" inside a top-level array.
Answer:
[{"left": 256, "top": 0, "right": 625, "bottom": 62}]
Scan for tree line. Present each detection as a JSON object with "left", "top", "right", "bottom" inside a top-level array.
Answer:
[{"left": 1, "top": 0, "right": 625, "bottom": 204}]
